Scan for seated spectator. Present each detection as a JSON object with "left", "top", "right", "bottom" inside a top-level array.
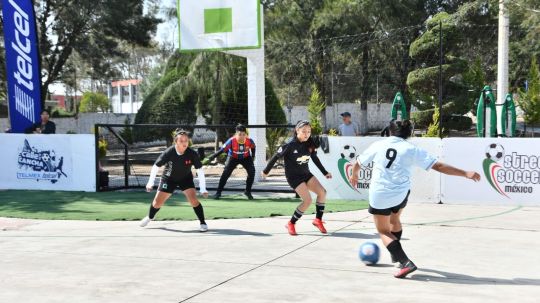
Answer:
[{"left": 25, "top": 110, "right": 56, "bottom": 134}]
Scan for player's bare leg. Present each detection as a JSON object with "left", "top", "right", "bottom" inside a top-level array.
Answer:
[
  {"left": 307, "top": 177, "right": 327, "bottom": 233},
  {"left": 184, "top": 188, "right": 208, "bottom": 232},
  {"left": 285, "top": 183, "right": 312, "bottom": 235},
  {"left": 140, "top": 191, "right": 171, "bottom": 227},
  {"left": 374, "top": 214, "right": 416, "bottom": 278}
]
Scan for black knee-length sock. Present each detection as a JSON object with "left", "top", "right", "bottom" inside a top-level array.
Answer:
[
  {"left": 193, "top": 204, "right": 206, "bottom": 224},
  {"left": 392, "top": 230, "right": 403, "bottom": 241},
  {"left": 315, "top": 202, "right": 325, "bottom": 220},
  {"left": 290, "top": 208, "right": 304, "bottom": 224},
  {"left": 386, "top": 240, "right": 410, "bottom": 265},
  {"left": 148, "top": 205, "right": 160, "bottom": 219}
]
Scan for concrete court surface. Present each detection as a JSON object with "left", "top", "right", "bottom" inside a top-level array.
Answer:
[{"left": 1, "top": 203, "right": 539, "bottom": 303}]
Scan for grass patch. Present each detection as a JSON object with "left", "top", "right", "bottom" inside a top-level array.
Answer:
[{"left": 0, "top": 190, "right": 367, "bottom": 221}]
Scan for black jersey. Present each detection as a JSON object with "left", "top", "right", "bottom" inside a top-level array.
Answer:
[
  {"left": 263, "top": 137, "right": 328, "bottom": 178},
  {"left": 154, "top": 146, "right": 202, "bottom": 182}
]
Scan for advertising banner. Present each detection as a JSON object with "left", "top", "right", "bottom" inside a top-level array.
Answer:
[
  {"left": 310, "top": 137, "right": 442, "bottom": 203},
  {"left": 0, "top": 134, "right": 96, "bottom": 191},
  {"left": 2, "top": 0, "right": 42, "bottom": 133},
  {"left": 442, "top": 138, "right": 540, "bottom": 205}
]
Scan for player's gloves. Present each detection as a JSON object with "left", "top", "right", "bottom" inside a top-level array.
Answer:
[{"left": 201, "top": 158, "right": 210, "bottom": 165}]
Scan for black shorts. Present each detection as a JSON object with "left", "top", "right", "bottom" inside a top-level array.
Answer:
[
  {"left": 287, "top": 173, "right": 314, "bottom": 190},
  {"left": 158, "top": 177, "right": 195, "bottom": 193},
  {"left": 368, "top": 191, "right": 410, "bottom": 216}
]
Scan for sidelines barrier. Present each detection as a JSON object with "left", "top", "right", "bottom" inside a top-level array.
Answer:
[
  {"left": 310, "top": 137, "right": 540, "bottom": 206},
  {"left": 310, "top": 137, "right": 441, "bottom": 203},
  {"left": 0, "top": 134, "right": 96, "bottom": 191},
  {"left": 442, "top": 138, "right": 540, "bottom": 206}
]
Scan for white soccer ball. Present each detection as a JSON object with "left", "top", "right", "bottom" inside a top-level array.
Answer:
[
  {"left": 41, "top": 153, "right": 50, "bottom": 162},
  {"left": 340, "top": 145, "right": 356, "bottom": 161},
  {"left": 485, "top": 143, "right": 504, "bottom": 161}
]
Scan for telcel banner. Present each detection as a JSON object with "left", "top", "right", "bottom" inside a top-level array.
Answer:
[
  {"left": 2, "top": 0, "right": 42, "bottom": 133},
  {"left": 310, "top": 137, "right": 442, "bottom": 203},
  {"left": 0, "top": 134, "right": 96, "bottom": 191}
]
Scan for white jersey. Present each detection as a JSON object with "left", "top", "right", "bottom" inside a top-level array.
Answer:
[{"left": 356, "top": 136, "right": 437, "bottom": 209}]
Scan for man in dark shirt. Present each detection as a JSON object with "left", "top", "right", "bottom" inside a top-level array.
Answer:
[{"left": 25, "top": 110, "right": 56, "bottom": 134}]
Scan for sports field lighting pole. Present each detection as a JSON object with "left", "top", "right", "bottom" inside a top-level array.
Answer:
[
  {"left": 497, "top": 0, "right": 510, "bottom": 136},
  {"left": 438, "top": 20, "right": 443, "bottom": 138}
]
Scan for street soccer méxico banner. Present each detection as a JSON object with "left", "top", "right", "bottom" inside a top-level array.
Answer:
[
  {"left": 2, "top": 0, "right": 42, "bottom": 133},
  {"left": 442, "top": 138, "right": 540, "bottom": 206},
  {"left": 178, "top": 0, "right": 261, "bottom": 51}
]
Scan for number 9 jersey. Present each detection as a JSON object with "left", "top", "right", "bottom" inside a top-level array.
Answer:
[{"left": 356, "top": 137, "right": 437, "bottom": 209}]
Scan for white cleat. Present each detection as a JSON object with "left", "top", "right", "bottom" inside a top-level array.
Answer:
[
  {"left": 139, "top": 216, "right": 152, "bottom": 227},
  {"left": 199, "top": 224, "right": 208, "bottom": 232}
]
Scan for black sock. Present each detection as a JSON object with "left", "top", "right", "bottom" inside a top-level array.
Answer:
[
  {"left": 290, "top": 208, "right": 304, "bottom": 224},
  {"left": 315, "top": 202, "right": 325, "bottom": 220},
  {"left": 148, "top": 205, "right": 160, "bottom": 219},
  {"left": 392, "top": 230, "right": 403, "bottom": 241},
  {"left": 386, "top": 240, "right": 410, "bottom": 265},
  {"left": 193, "top": 204, "right": 206, "bottom": 224}
]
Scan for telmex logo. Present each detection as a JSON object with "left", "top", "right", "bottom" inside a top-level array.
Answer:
[
  {"left": 482, "top": 143, "right": 540, "bottom": 197},
  {"left": 6, "top": 0, "right": 37, "bottom": 122}
]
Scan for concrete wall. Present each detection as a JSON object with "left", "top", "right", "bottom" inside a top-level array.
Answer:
[
  {"left": 0, "top": 113, "right": 136, "bottom": 134},
  {"left": 283, "top": 103, "right": 392, "bottom": 131},
  {"left": 1, "top": 102, "right": 392, "bottom": 134}
]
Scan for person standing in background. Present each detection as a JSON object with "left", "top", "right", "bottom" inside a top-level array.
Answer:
[{"left": 338, "top": 112, "right": 359, "bottom": 136}]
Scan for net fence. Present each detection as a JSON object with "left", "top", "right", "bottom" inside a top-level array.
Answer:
[{"left": 94, "top": 124, "right": 295, "bottom": 192}]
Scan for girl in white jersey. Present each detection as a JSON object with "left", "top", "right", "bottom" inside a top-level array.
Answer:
[{"left": 350, "top": 120, "right": 480, "bottom": 278}]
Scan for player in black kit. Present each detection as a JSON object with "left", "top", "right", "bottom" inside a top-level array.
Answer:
[
  {"left": 139, "top": 129, "right": 209, "bottom": 232},
  {"left": 262, "top": 120, "right": 332, "bottom": 236}
]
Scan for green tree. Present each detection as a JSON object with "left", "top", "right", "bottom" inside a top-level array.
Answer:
[
  {"left": 307, "top": 84, "right": 325, "bottom": 135},
  {"left": 36, "top": 0, "right": 161, "bottom": 106},
  {"left": 407, "top": 1, "right": 498, "bottom": 116},
  {"left": 518, "top": 57, "right": 540, "bottom": 127},
  {"left": 79, "top": 92, "right": 110, "bottom": 113}
]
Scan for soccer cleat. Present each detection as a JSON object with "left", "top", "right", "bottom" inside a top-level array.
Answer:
[
  {"left": 312, "top": 218, "right": 327, "bottom": 234},
  {"left": 199, "top": 224, "right": 208, "bottom": 232},
  {"left": 394, "top": 261, "right": 417, "bottom": 278},
  {"left": 244, "top": 191, "right": 254, "bottom": 200},
  {"left": 139, "top": 216, "right": 152, "bottom": 227},
  {"left": 212, "top": 192, "right": 221, "bottom": 200},
  {"left": 286, "top": 221, "right": 298, "bottom": 236}
]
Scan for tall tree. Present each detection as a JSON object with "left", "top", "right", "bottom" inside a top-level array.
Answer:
[{"left": 35, "top": 0, "right": 160, "bottom": 106}]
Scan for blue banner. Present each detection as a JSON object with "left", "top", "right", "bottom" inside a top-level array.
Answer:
[{"left": 2, "top": 0, "right": 42, "bottom": 133}]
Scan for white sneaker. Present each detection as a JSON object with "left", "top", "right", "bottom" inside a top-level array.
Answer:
[
  {"left": 199, "top": 223, "right": 208, "bottom": 232},
  {"left": 140, "top": 216, "right": 152, "bottom": 227}
]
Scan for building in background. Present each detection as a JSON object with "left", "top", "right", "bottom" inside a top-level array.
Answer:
[{"left": 108, "top": 80, "right": 142, "bottom": 114}]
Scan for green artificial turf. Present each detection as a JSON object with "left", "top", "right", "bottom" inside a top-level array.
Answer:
[{"left": 0, "top": 190, "right": 367, "bottom": 221}]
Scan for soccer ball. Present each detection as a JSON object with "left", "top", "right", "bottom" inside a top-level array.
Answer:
[
  {"left": 340, "top": 145, "right": 356, "bottom": 161},
  {"left": 485, "top": 143, "right": 504, "bottom": 161},
  {"left": 41, "top": 153, "right": 50, "bottom": 162},
  {"left": 359, "top": 242, "right": 380, "bottom": 265}
]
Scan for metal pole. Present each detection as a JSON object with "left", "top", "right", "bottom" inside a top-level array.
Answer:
[
  {"left": 438, "top": 21, "right": 443, "bottom": 138},
  {"left": 94, "top": 125, "right": 100, "bottom": 191},
  {"left": 124, "top": 145, "right": 129, "bottom": 188},
  {"left": 497, "top": 0, "right": 510, "bottom": 135}
]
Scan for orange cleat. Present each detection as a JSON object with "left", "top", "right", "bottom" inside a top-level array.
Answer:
[
  {"left": 286, "top": 221, "right": 298, "bottom": 236},
  {"left": 312, "top": 218, "right": 327, "bottom": 234}
]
